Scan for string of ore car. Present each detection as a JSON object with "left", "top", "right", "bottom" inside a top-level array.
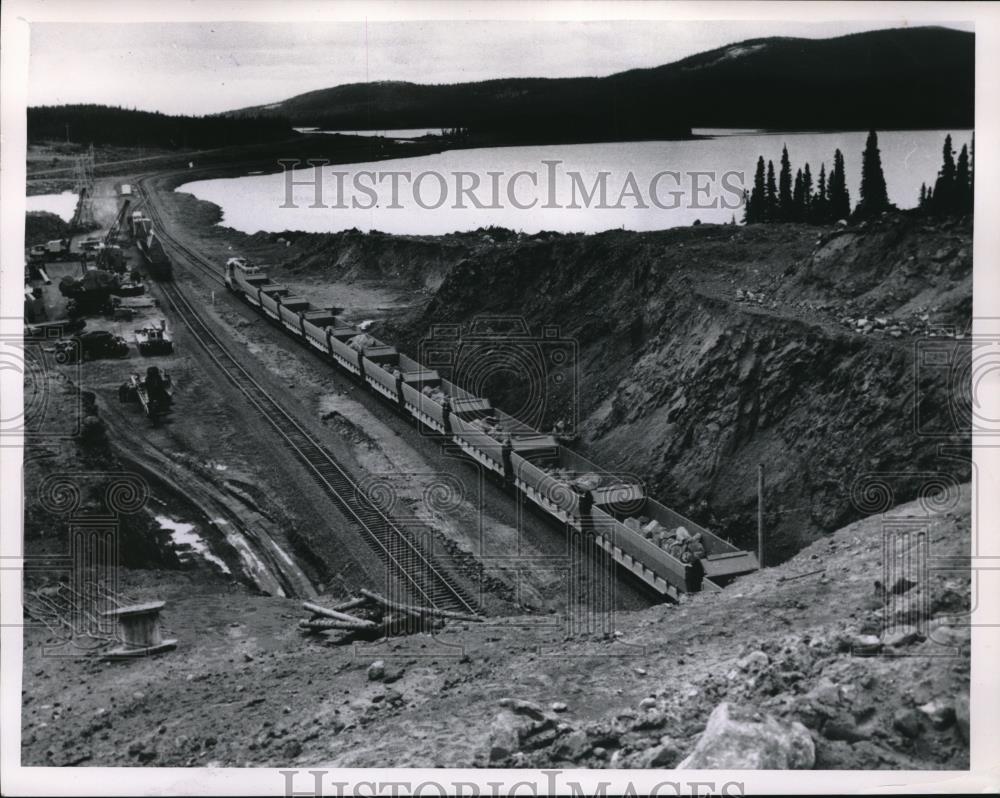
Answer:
[{"left": 96, "top": 185, "right": 761, "bottom": 600}]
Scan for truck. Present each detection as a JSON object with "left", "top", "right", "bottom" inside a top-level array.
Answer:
[
  {"left": 53, "top": 330, "right": 129, "bottom": 364},
  {"left": 30, "top": 239, "right": 71, "bottom": 263}
]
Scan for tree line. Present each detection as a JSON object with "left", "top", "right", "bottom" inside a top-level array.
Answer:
[
  {"left": 744, "top": 129, "right": 972, "bottom": 225},
  {"left": 28, "top": 105, "right": 295, "bottom": 149},
  {"left": 918, "top": 134, "right": 974, "bottom": 215},
  {"left": 743, "top": 130, "right": 891, "bottom": 224}
]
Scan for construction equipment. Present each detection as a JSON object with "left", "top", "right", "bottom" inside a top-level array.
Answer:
[
  {"left": 135, "top": 320, "right": 173, "bottom": 355},
  {"left": 54, "top": 330, "right": 129, "bottom": 364},
  {"left": 119, "top": 366, "right": 173, "bottom": 421}
]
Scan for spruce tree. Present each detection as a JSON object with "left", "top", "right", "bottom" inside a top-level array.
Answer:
[
  {"left": 956, "top": 144, "right": 971, "bottom": 213},
  {"left": 856, "top": 129, "right": 890, "bottom": 219},
  {"left": 970, "top": 135, "right": 975, "bottom": 203},
  {"left": 792, "top": 169, "right": 805, "bottom": 222},
  {"left": 814, "top": 163, "right": 827, "bottom": 223},
  {"left": 802, "top": 163, "right": 813, "bottom": 218},
  {"left": 778, "top": 145, "right": 793, "bottom": 221},
  {"left": 766, "top": 159, "right": 778, "bottom": 222},
  {"left": 933, "top": 134, "right": 956, "bottom": 214},
  {"left": 919, "top": 182, "right": 927, "bottom": 209},
  {"left": 829, "top": 149, "right": 851, "bottom": 220},
  {"left": 748, "top": 156, "right": 766, "bottom": 223}
]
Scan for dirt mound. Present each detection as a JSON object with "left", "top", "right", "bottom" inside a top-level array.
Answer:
[{"left": 25, "top": 210, "right": 71, "bottom": 247}]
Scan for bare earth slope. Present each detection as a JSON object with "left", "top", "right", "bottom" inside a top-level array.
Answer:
[{"left": 22, "top": 484, "right": 971, "bottom": 769}]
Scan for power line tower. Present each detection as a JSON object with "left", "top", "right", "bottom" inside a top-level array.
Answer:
[{"left": 71, "top": 145, "right": 96, "bottom": 229}]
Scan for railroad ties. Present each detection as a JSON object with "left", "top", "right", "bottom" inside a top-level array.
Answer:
[{"left": 137, "top": 180, "right": 478, "bottom": 614}]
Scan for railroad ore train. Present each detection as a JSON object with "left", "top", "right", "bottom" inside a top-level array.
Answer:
[
  {"left": 129, "top": 211, "right": 173, "bottom": 281},
  {"left": 225, "top": 257, "right": 759, "bottom": 599}
]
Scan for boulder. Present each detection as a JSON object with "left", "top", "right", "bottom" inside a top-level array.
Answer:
[
  {"left": 643, "top": 739, "right": 684, "bottom": 767},
  {"left": 488, "top": 711, "right": 521, "bottom": 763},
  {"left": 822, "top": 713, "right": 871, "bottom": 743},
  {"left": 918, "top": 699, "right": 955, "bottom": 730},
  {"left": 882, "top": 625, "right": 922, "bottom": 648},
  {"left": 737, "top": 650, "right": 770, "bottom": 671},
  {"left": 892, "top": 708, "right": 923, "bottom": 739},
  {"left": 677, "top": 702, "right": 815, "bottom": 769},
  {"left": 553, "top": 729, "right": 591, "bottom": 761},
  {"left": 497, "top": 697, "right": 546, "bottom": 721},
  {"left": 367, "top": 660, "right": 385, "bottom": 681}
]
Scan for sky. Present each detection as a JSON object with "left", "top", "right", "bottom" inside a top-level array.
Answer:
[{"left": 28, "top": 20, "right": 974, "bottom": 116}]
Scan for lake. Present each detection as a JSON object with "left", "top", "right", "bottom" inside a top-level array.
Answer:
[
  {"left": 295, "top": 126, "right": 445, "bottom": 138},
  {"left": 25, "top": 191, "right": 78, "bottom": 222},
  {"left": 178, "top": 129, "right": 973, "bottom": 236}
]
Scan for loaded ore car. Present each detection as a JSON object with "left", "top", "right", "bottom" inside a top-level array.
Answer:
[
  {"left": 136, "top": 230, "right": 172, "bottom": 281},
  {"left": 223, "top": 255, "right": 759, "bottom": 598}
]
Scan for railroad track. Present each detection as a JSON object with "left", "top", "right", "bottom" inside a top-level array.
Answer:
[{"left": 136, "top": 178, "right": 479, "bottom": 614}]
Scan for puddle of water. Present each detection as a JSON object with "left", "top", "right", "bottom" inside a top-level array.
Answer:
[
  {"left": 210, "top": 518, "right": 287, "bottom": 598},
  {"left": 156, "top": 515, "right": 232, "bottom": 574},
  {"left": 26, "top": 191, "right": 79, "bottom": 222}
]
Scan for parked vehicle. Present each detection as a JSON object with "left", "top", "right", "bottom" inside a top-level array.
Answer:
[
  {"left": 135, "top": 321, "right": 173, "bottom": 355},
  {"left": 33, "top": 239, "right": 72, "bottom": 262},
  {"left": 53, "top": 330, "right": 129, "bottom": 364}
]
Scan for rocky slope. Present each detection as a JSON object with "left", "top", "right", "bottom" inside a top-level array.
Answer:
[{"left": 21, "top": 484, "right": 971, "bottom": 769}]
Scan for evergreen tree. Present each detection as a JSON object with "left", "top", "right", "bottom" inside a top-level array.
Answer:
[
  {"left": 970, "top": 135, "right": 975, "bottom": 202},
  {"left": 855, "top": 129, "right": 890, "bottom": 219},
  {"left": 778, "top": 145, "right": 793, "bottom": 220},
  {"left": 829, "top": 149, "right": 851, "bottom": 220},
  {"left": 956, "top": 143, "right": 971, "bottom": 213},
  {"left": 933, "top": 134, "right": 956, "bottom": 214},
  {"left": 766, "top": 159, "right": 778, "bottom": 221},
  {"left": 792, "top": 168, "right": 805, "bottom": 221},
  {"left": 741, "top": 190, "right": 751, "bottom": 224},
  {"left": 747, "top": 156, "right": 766, "bottom": 223},
  {"left": 813, "top": 163, "right": 828, "bottom": 222},
  {"left": 802, "top": 163, "right": 813, "bottom": 218},
  {"left": 919, "top": 182, "right": 927, "bottom": 209}
]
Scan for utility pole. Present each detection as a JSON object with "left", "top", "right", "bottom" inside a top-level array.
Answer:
[{"left": 757, "top": 464, "right": 765, "bottom": 568}]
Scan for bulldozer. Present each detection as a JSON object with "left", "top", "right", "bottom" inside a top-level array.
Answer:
[{"left": 119, "top": 365, "right": 173, "bottom": 422}]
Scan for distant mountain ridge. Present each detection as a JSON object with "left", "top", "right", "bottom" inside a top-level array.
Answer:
[{"left": 226, "top": 26, "right": 974, "bottom": 140}]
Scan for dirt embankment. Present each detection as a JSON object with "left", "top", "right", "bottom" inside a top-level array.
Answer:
[
  {"left": 21, "top": 484, "right": 972, "bottom": 769},
  {"left": 25, "top": 211, "right": 73, "bottom": 247},
  {"left": 258, "top": 214, "right": 972, "bottom": 562}
]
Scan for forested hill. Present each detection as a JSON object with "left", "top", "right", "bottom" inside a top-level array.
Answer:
[
  {"left": 228, "top": 26, "right": 973, "bottom": 137},
  {"left": 27, "top": 105, "right": 295, "bottom": 148}
]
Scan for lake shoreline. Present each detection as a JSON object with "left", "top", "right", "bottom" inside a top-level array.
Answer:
[{"left": 173, "top": 128, "right": 974, "bottom": 237}]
